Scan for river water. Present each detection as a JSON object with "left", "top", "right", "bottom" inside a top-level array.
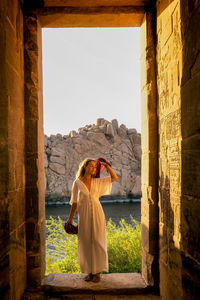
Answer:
[{"left": 46, "top": 199, "right": 141, "bottom": 225}]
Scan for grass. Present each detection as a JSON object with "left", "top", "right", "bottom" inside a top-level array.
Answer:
[{"left": 45, "top": 215, "right": 141, "bottom": 275}]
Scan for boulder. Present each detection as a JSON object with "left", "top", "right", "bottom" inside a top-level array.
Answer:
[
  {"left": 49, "top": 162, "right": 65, "bottom": 175},
  {"left": 118, "top": 126, "right": 127, "bottom": 138},
  {"left": 51, "top": 144, "right": 65, "bottom": 157},
  {"left": 50, "top": 155, "right": 65, "bottom": 165},
  {"left": 106, "top": 124, "right": 115, "bottom": 137},
  {"left": 129, "top": 134, "right": 141, "bottom": 145},
  {"left": 96, "top": 118, "right": 104, "bottom": 126},
  {"left": 69, "top": 130, "right": 78, "bottom": 137},
  {"left": 128, "top": 128, "right": 137, "bottom": 135},
  {"left": 134, "top": 144, "right": 142, "bottom": 160},
  {"left": 111, "top": 119, "right": 118, "bottom": 131}
]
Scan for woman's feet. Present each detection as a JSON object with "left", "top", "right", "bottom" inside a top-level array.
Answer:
[
  {"left": 91, "top": 272, "right": 100, "bottom": 283},
  {"left": 84, "top": 272, "right": 101, "bottom": 282},
  {"left": 84, "top": 273, "right": 93, "bottom": 281}
]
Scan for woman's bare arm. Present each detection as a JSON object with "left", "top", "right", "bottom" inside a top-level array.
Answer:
[{"left": 101, "top": 162, "right": 118, "bottom": 183}]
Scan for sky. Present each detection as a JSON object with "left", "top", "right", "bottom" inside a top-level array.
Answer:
[{"left": 42, "top": 27, "right": 141, "bottom": 136}]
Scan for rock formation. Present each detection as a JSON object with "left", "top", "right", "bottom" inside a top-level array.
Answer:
[{"left": 45, "top": 118, "right": 141, "bottom": 200}]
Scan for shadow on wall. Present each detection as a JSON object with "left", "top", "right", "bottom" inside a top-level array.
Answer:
[
  {"left": 159, "top": 172, "right": 181, "bottom": 298},
  {"left": 159, "top": 170, "right": 200, "bottom": 299}
]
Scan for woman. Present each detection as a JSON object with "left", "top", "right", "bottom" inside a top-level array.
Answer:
[{"left": 65, "top": 158, "right": 118, "bottom": 282}]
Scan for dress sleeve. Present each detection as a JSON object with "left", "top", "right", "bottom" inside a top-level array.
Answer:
[
  {"left": 98, "top": 176, "right": 112, "bottom": 197},
  {"left": 69, "top": 180, "right": 78, "bottom": 205}
]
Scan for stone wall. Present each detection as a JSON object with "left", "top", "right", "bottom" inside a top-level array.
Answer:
[
  {"left": 44, "top": 118, "right": 141, "bottom": 201},
  {"left": 180, "top": 1, "right": 200, "bottom": 298},
  {"left": 24, "top": 12, "right": 46, "bottom": 289},
  {"left": 157, "top": 1, "right": 200, "bottom": 299},
  {"left": 0, "top": 1, "right": 26, "bottom": 299},
  {"left": 157, "top": 0, "right": 183, "bottom": 298},
  {"left": 140, "top": 7, "right": 159, "bottom": 290}
]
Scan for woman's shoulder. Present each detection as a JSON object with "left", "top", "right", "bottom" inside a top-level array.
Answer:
[
  {"left": 76, "top": 177, "right": 83, "bottom": 184},
  {"left": 73, "top": 178, "right": 79, "bottom": 186}
]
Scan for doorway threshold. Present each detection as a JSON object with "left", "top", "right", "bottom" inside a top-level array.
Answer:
[{"left": 42, "top": 273, "right": 153, "bottom": 295}]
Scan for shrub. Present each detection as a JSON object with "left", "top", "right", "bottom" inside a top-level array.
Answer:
[
  {"left": 45, "top": 215, "right": 141, "bottom": 275},
  {"left": 106, "top": 216, "right": 141, "bottom": 273}
]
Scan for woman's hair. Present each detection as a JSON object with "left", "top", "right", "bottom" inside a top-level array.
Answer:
[{"left": 75, "top": 157, "right": 95, "bottom": 179}]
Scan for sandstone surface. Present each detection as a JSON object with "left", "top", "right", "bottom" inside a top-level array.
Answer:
[{"left": 45, "top": 118, "right": 141, "bottom": 200}]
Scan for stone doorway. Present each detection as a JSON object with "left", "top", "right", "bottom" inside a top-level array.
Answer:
[
  {"left": 2, "top": 1, "right": 200, "bottom": 299},
  {"left": 23, "top": 1, "right": 158, "bottom": 295}
]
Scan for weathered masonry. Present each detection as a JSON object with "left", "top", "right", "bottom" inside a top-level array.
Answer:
[{"left": 0, "top": 0, "right": 199, "bottom": 299}]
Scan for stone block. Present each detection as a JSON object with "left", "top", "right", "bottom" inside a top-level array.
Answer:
[
  {"left": 25, "top": 153, "right": 39, "bottom": 187},
  {"left": 27, "top": 253, "right": 42, "bottom": 269},
  {"left": 181, "top": 73, "right": 200, "bottom": 139},
  {"left": 141, "top": 219, "right": 159, "bottom": 254},
  {"left": 6, "top": 0, "right": 19, "bottom": 30},
  {"left": 25, "top": 92, "right": 40, "bottom": 120},
  {"left": 142, "top": 152, "right": 157, "bottom": 186},
  {"left": 182, "top": 134, "right": 200, "bottom": 197},
  {"left": 0, "top": 147, "right": 9, "bottom": 198},
  {"left": 10, "top": 227, "right": 26, "bottom": 264},
  {"left": 0, "top": 254, "right": 9, "bottom": 295},
  {"left": 8, "top": 110, "right": 24, "bottom": 153},
  {"left": 141, "top": 115, "right": 157, "bottom": 154},
  {"left": 26, "top": 220, "right": 41, "bottom": 253},
  {"left": 159, "top": 260, "right": 183, "bottom": 300},
  {"left": 26, "top": 187, "right": 39, "bottom": 219},
  {"left": 5, "top": 18, "right": 22, "bottom": 74},
  {"left": 0, "top": 94, "right": 8, "bottom": 129},
  {"left": 181, "top": 195, "right": 200, "bottom": 262},
  {"left": 27, "top": 266, "right": 42, "bottom": 288},
  {"left": 8, "top": 149, "right": 25, "bottom": 191},
  {"left": 8, "top": 189, "right": 25, "bottom": 233},
  {"left": 9, "top": 226, "right": 26, "bottom": 300},
  {"left": 181, "top": 253, "right": 200, "bottom": 300},
  {"left": 24, "top": 16, "right": 39, "bottom": 52},
  {"left": 25, "top": 119, "right": 38, "bottom": 154},
  {"left": 142, "top": 248, "right": 158, "bottom": 288},
  {"left": 6, "top": 63, "right": 24, "bottom": 114}
]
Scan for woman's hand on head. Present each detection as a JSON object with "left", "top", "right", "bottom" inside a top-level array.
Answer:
[
  {"left": 100, "top": 162, "right": 109, "bottom": 172},
  {"left": 100, "top": 162, "right": 108, "bottom": 168}
]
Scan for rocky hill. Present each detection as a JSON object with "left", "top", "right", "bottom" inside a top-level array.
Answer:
[{"left": 44, "top": 118, "right": 141, "bottom": 202}]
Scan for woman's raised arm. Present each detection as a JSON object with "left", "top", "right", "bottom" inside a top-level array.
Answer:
[{"left": 101, "top": 162, "right": 118, "bottom": 183}]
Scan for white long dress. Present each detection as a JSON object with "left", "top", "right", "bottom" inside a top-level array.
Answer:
[{"left": 69, "top": 176, "right": 112, "bottom": 274}]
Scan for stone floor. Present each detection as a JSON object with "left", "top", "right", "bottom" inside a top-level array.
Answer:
[
  {"left": 43, "top": 273, "right": 149, "bottom": 294},
  {"left": 23, "top": 273, "right": 161, "bottom": 299}
]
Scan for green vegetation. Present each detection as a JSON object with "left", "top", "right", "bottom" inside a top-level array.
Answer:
[{"left": 45, "top": 216, "right": 141, "bottom": 275}]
